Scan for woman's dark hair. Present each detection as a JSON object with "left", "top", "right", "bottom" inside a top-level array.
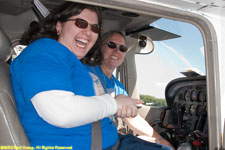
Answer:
[
  {"left": 20, "top": 21, "right": 40, "bottom": 45},
  {"left": 21, "top": 2, "right": 102, "bottom": 65}
]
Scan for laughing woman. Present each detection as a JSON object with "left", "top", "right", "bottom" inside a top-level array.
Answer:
[{"left": 10, "top": 2, "right": 139, "bottom": 149}]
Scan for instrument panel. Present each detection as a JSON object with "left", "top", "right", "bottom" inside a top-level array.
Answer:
[
  {"left": 175, "top": 88, "right": 207, "bottom": 117},
  {"left": 161, "top": 76, "right": 208, "bottom": 149}
]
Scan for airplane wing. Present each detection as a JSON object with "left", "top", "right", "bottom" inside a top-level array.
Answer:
[{"left": 126, "top": 25, "right": 181, "bottom": 41}]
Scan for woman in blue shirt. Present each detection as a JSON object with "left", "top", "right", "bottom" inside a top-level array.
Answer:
[
  {"left": 10, "top": 3, "right": 138, "bottom": 149},
  {"left": 85, "top": 30, "right": 174, "bottom": 150}
]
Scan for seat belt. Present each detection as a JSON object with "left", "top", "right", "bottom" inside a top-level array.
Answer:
[
  {"left": 89, "top": 72, "right": 104, "bottom": 150},
  {"left": 89, "top": 71, "right": 120, "bottom": 150},
  {"left": 91, "top": 120, "right": 102, "bottom": 150}
]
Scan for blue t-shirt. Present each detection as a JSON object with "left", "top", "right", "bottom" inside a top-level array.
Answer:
[
  {"left": 10, "top": 38, "right": 118, "bottom": 149},
  {"left": 85, "top": 65, "right": 128, "bottom": 96}
]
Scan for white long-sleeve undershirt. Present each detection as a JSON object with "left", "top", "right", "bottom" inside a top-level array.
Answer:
[{"left": 31, "top": 90, "right": 117, "bottom": 128}]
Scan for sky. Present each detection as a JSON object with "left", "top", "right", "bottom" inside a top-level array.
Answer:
[{"left": 135, "top": 18, "right": 205, "bottom": 98}]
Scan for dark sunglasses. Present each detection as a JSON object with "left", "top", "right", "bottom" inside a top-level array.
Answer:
[
  {"left": 66, "top": 18, "right": 100, "bottom": 33},
  {"left": 107, "top": 41, "right": 128, "bottom": 52}
]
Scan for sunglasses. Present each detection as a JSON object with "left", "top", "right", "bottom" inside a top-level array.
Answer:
[
  {"left": 66, "top": 18, "right": 100, "bottom": 33},
  {"left": 107, "top": 41, "right": 128, "bottom": 52}
]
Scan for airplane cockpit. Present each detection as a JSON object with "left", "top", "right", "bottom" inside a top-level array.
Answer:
[
  {"left": 159, "top": 75, "right": 207, "bottom": 149},
  {"left": 1, "top": 0, "right": 219, "bottom": 149}
]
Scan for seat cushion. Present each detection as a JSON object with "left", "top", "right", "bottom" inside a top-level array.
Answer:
[{"left": 0, "top": 62, "right": 30, "bottom": 146}]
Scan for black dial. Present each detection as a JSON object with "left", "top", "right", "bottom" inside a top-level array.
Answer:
[
  {"left": 189, "top": 104, "right": 195, "bottom": 115},
  {"left": 185, "top": 104, "right": 189, "bottom": 114},
  {"left": 191, "top": 90, "right": 198, "bottom": 101},
  {"left": 198, "top": 91, "right": 206, "bottom": 102},
  {"left": 184, "top": 90, "right": 190, "bottom": 101},
  {"left": 196, "top": 105, "right": 204, "bottom": 116}
]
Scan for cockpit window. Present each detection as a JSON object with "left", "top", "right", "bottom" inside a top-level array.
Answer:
[{"left": 135, "top": 18, "right": 205, "bottom": 106}]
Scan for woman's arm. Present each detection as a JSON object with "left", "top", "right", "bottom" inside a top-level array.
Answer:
[
  {"left": 32, "top": 90, "right": 139, "bottom": 128},
  {"left": 123, "top": 115, "right": 175, "bottom": 149},
  {"left": 32, "top": 90, "right": 117, "bottom": 128}
]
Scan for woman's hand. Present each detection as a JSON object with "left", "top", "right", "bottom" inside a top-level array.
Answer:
[{"left": 115, "top": 95, "right": 143, "bottom": 118}]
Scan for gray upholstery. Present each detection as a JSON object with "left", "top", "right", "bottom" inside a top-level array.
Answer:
[
  {"left": 0, "top": 28, "right": 30, "bottom": 147},
  {"left": 0, "top": 28, "right": 11, "bottom": 62}
]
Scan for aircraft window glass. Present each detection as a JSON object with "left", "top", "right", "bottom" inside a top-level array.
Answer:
[{"left": 135, "top": 18, "right": 205, "bottom": 106}]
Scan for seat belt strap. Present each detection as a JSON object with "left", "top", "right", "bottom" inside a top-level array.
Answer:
[
  {"left": 89, "top": 72, "right": 104, "bottom": 150},
  {"left": 91, "top": 120, "right": 102, "bottom": 150}
]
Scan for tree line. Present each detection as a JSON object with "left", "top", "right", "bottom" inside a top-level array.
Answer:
[{"left": 140, "top": 94, "right": 167, "bottom": 106}]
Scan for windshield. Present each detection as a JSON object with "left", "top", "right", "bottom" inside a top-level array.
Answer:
[{"left": 135, "top": 18, "right": 205, "bottom": 105}]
